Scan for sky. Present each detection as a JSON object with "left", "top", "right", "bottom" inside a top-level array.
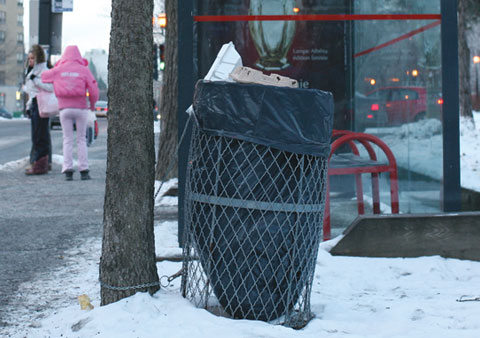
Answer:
[
  {"left": 1, "top": 114, "right": 480, "bottom": 337},
  {"left": 24, "top": 0, "right": 112, "bottom": 55},
  {"left": 61, "top": 0, "right": 112, "bottom": 54}
]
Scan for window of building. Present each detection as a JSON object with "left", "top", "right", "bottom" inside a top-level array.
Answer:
[
  {"left": 0, "top": 31, "right": 5, "bottom": 43},
  {"left": 16, "top": 52, "right": 24, "bottom": 64},
  {"left": 0, "top": 72, "right": 5, "bottom": 86},
  {"left": 17, "top": 0, "right": 23, "bottom": 6},
  {"left": 17, "top": 14, "right": 22, "bottom": 26},
  {"left": 0, "top": 0, "right": 6, "bottom": 5},
  {"left": 0, "top": 11, "right": 6, "bottom": 24},
  {"left": 0, "top": 50, "right": 5, "bottom": 64},
  {"left": 17, "top": 33, "right": 23, "bottom": 44}
]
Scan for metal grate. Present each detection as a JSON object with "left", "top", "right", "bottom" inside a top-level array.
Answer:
[{"left": 181, "top": 123, "right": 328, "bottom": 329}]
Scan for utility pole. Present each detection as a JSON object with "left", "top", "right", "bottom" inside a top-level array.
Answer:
[
  {"left": 38, "top": 0, "right": 51, "bottom": 48},
  {"left": 32, "top": 0, "right": 66, "bottom": 59}
]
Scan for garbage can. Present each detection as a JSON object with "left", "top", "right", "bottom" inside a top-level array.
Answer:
[{"left": 181, "top": 80, "right": 333, "bottom": 328}]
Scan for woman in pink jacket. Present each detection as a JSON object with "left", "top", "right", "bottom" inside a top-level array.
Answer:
[{"left": 42, "top": 45, "right": 99, "bottom": 181}]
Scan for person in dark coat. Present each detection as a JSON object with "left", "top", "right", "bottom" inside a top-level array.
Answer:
[{"left": 23, "top": 44, "right": 54, "bottom": 175}]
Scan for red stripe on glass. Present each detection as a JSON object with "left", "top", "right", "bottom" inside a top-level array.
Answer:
[
  {"left": 193, "top": 14, "right": 441, "bottom": 22},
  {"left": 354, "top": 20, "right": 441, "bottom": 58}
]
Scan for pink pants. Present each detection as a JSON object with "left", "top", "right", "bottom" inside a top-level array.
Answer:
[{"left": 59, "top": 108, "right": 89, "bottom": 173}]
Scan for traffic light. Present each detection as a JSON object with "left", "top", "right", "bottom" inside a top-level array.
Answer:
[
  {"left": 159, "top": 44, "right": 165, "bottom": 71},
  {"left": 158, "top": 14, "right": 167, "bottom": 28},
  {"left": 153, "top": 44, "right": 159, "bottom": 80}
]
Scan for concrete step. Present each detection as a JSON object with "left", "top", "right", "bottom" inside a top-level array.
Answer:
[{"left": 330, "top": 212, "right": 480, "bottom": 261}]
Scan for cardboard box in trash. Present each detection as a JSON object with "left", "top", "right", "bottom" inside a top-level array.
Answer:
[
  {"left": 204, "top": 41, "right": 298, "bottom": 88},
  {"left": 188, "top": 42, "right": 298, "bottom": 115}
]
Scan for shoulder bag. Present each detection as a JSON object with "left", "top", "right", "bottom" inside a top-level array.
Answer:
[{"left": 37, "top": 90, "right": 59, "bottom": 118}]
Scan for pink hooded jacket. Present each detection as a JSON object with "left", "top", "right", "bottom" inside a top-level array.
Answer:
[{"left": 42, "top": 45, "right": 99, "bottom": 111}]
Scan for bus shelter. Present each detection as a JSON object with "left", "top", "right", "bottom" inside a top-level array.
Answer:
[{"left": 177, "top": 0, "right": 459, "bottom": 242}]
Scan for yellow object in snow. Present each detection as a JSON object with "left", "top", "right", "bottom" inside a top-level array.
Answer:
[{"left": 78, "top": 294, "right": 94, "bottom": 310}]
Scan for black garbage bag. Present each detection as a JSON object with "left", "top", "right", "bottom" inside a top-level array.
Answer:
[
  {"left": 186, "top": 80, "right": 333, "bottom": 321},
  {"left": 192, "top": 80, "right": 333, "bottom": 157}
]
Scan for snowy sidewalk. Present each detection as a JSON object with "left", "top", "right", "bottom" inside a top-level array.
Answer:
[{"left": 6, "top": 201, "right": 480, "bottom": 338}]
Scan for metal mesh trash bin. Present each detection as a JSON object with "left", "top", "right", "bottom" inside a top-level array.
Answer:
[{"left": 181, "top": 81, "right": 333, "bottom": 329}]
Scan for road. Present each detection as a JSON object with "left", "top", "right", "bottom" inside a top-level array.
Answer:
[{"left": 0, "top": 117, "right": 108, "bottom": 332}]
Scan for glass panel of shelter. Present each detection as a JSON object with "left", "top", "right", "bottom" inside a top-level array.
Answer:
[
  {"left": 351, "top": 2, "right": 443, "bottom": 237},
  {"left": 193, "top": 0, "right": 443, "bottom": 236}
]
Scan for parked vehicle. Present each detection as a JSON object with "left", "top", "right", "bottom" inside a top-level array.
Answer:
[
  {"left": 0, "top": 107, "right": 12, "bottom": 119},
  {"left": 50, "top": 114, "right": 61, "bottom": 128},
  {"left": 153, "top": 105, "right": 160, "bottom": 121},
  {"left": 94, "top": 100, "right": 108, "bottom": 117},
  {"left": 353, "top": 92, "right": 388, "bottom": 131},
  {"left": 356, "top": 86, "right": 442, "bottom": 130}
]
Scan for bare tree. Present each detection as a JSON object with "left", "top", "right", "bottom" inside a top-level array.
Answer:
[
  {"left": 155, "top": 0, "right": 178, "bottom": 180},
  {"left": 100, "top": 0, "right": 159, "bottom": 305},
  {"left": 458, "top": 0, "right": 474, "bottom": 119}
]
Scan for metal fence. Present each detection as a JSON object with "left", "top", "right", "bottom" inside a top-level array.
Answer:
[{"left": 181, "top": 123, "right": 329, "bottom": 329}]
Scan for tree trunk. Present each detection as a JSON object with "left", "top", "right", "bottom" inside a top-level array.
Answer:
[
  {"left": 155, "top": 0, "right": 178, "bottom": 180},
  {"left": 458, "top": 0, "right": 474, "bottom": 119},
  {"left": 100, "top": 0, "right": 159, "bottom": 305}
]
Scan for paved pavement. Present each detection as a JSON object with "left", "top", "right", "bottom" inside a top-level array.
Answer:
[
  {"left": 0, "top": 119, "right": 108, "bottom": 331},
  {"left": 0, "top": 118, "right": 178, "bottom": 335}
]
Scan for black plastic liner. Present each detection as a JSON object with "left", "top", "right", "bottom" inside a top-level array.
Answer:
[
  {"left": 192, "top": 80, "right": 334, "bottom": 157},
  {"left": 186, "top": 81, "right": 334, "bottom": 322}
]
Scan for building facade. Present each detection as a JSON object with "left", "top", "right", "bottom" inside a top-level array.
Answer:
[{"left": 0, "top": 0, "right": 25, "bottom": 114}]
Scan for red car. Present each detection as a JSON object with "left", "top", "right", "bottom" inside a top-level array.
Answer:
[
  {"left": 356, "top": 86, "right": 442, "bottom": 130},
  {"left": 94, "top": 100, "right": 108, "bottom": 117}
]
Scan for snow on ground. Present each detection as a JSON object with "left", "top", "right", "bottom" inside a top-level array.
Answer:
[
  {"left": 360, "top": 111, "right": 480, "bottom": 192},
  {"left": 5, "top": 216, "right": 480, "bottom": 338},
  {"left": 154, "top": 178, "right": 178, "bottom": 208},
  {"left": 0, "top": 154, "right": 66, "bottom": 172},
  {"left": 365, "top": 111, "right": 480, "bottom": 192},
  {"left": 2, "top": 115, "right": 480, "bottom": 337}
]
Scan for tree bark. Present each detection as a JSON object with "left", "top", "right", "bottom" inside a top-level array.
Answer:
[
  {"left": 458, "top": 0, "right": 474, "bottom": 119},
  {"left": 101, "top": 0, "right": 159, "bottom": 305},
  {"left": 155, "top": 0, "right": 179, "bottom": 181}
]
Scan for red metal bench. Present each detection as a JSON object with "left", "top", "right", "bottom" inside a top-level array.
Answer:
[{"left": 323, "top": 130, "right": 399, "bottom": 240}]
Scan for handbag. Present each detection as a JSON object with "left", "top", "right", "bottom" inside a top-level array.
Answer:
[
  {"left": 37, "top": 90, "right": 59, "bottom": 118},
  {"left": 87, "top": 110, "right": 96, "bottom": 128}
]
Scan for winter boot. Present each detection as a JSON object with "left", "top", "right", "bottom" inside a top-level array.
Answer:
[
  {"left": 80, "top": 170, "right": 91, "bottom": 181},
  {"left": 25, "top": 156, "right": 48, "bottom": 175},
  {"left": 37, "top": 156, "right": 49, "bottom": 173},
  {"left": 64, "top": 170, "right": 74, "bottom": 181}
]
